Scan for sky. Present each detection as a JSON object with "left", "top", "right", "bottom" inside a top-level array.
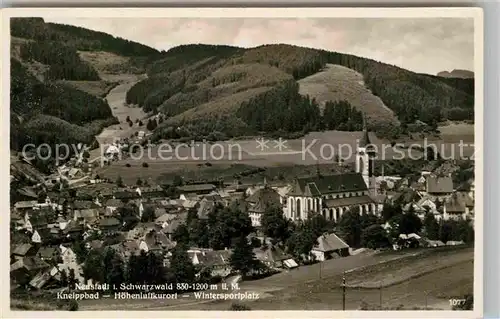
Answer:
[{"left": 44, "top": 17, "right": 474, "bottom": 75}]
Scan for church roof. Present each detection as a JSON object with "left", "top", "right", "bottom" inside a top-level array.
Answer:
[{"left": 288, "top": 173, "right": 367, "bottom": 196}]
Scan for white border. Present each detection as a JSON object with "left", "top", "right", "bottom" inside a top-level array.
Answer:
[{"left": 0, "top": 7, "right": 484, "bottom": 319}]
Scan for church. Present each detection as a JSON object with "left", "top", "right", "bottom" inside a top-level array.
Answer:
[{"left": 284, "top": 127, "right": 379, "bottom": 222}]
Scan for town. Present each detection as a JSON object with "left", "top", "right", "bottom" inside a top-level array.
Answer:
[{"left": 10, "top": 125, "right": 475, "bottom": 311}]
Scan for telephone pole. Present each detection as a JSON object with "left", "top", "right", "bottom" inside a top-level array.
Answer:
[
  {"left": 379, "top": 281, "right": 382, "bottom": 308},
  {"left": 342, "top": 272, "right": 346, "bottom": 310}
]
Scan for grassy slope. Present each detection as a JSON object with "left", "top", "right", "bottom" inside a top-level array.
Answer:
[{"left": 297, "top": 64, "right": 399, "bottom": 125}]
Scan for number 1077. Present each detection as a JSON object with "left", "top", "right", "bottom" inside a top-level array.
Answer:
[{"left": 449, "top": 299, "right": 466, "bottom": 306}]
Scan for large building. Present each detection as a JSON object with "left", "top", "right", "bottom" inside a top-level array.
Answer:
[{"left": 284, "top": 126, "right": 379, "bottom": 222}]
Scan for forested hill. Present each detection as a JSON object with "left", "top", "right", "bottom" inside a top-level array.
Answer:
[
  {"left": 125, "top": 43, "right": 474, "bottom": 141},
  {"left": 10, "top": 18, "right": 162, "bottom": 155}
]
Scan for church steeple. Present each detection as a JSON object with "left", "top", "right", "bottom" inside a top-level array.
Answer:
[{"left": 359, "top": 111, "right": 371, "bottom": 147}]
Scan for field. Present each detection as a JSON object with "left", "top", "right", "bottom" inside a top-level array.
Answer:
[
  {"left": 297, "top": 64, "right": 398, "bottom": 125},
  {"left": 78, "top": 246, "right": 473, "bottom": 311},
  {"left": 93, "top": 124, "right": 475, "bottom": 185}
]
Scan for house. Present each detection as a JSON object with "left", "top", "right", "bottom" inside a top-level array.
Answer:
[
  {"left": 11, "top": 256, "right": 50, "bottom": 286},
  {"left": 197, "top": 198, "right": 216, "bottom": 220},
  {"left": 443, "top": 192, "right": 474, "bottom": 220},
  {"left": 104, "top": 144, "right": 120, "bottom": 158},
  {"left": 161, "top": 216, "right": 187, "bottom": 239},
  {"left": 11, "top": 243, "right": 38, "bottom": 261},
  {"left": 253, "top": 245, "right": 294, "bottom": 269},
  {"left": 426, "top": 176, "right": 454, "bottom": 198},
  {"left": 110, "top": 241, "right": 141, "bottom": 260},
  {"left": 178, "top": 184, "right": 216, "bottom": 195},
  {"left": 36, "top": 246, "right": 62, "bottom": 264},
  {"left": 285, "top": 128, "right": 378, "bottom": 222},
  {"left": 138, "top": 230, "right": 175, "bottom": 253},
  {"left": 139, "top": 186, "right": 165, "bottom": 198},
  {"left": 58, "top": 245, "right": 84, "bottom": 284},
  {"left": 113, "top": 190, "right": 140, "bottom": 201},
  {"left": 29, "top": 266, "right": 61, "bottom": 289},
  {"left": 99, "top": 217, "right": 121, "bottom": 234},
  {"left": 104, "top": 199, "right": 124, "bottom": 215},
  {"left": 189, "top": 249, "right": 232, "bottom": 278},
  {"left": 246, "top": 184, "right": 282, "bottom": 227},
  {"left": 14, "top": 200, "right": 39, "bottom": 211},
  {"left": 74, "top": 208, "right": 101, "bottom": 224},
  {"left": 68, "top": 168, "right": 84, "bottom": 179},
  {"left": 310, "top": 233, "right": 350, "bottom": 261},
  {"left": 73, "top": 200, "right": 99, "bottom": 211}
]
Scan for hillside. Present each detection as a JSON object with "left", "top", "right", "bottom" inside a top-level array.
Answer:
[
  {"left": 125, "top": 43, "right": 475, "bottom": 141},
  {"left": 10, "top": 18, "right": 162, "bottom": 155},
  {"left": 297, "top": 64, "right": 398, "bottom": 125},
  {"left": 437, "top": 69, "right": 474, "bottom": 79}
]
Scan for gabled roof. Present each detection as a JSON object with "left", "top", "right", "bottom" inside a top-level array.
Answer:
[
  {"left": 99, "top": 217, "right": 121, "bottom": 227},
  {"left": 253, "top": 245, "right": 290, "bottom": 263},
  {"left": 426, "top": 176, "right": 454, "bottom": 194},
  {"left": 14, "top": 201, "right": 39, "bottom": 209},
  {"left": 445, "top": 191, "right": 474, "bottom": 212},
  {"left": 178, "top": 184, "right": 216, "bottom": 193},
  {"left": 313, "top": 233, "right": 350, "bottom": 252},
  {"left": 288, "top": 173, "right": 367, "bottom": 196},
  {"left": 105, "top": 199, "right": 124, "bottom": 208},
  {"left": 12, "top": 244, "right": 34, "bottom": 256},
  {"left": 73, "top": 200, "right": 99, "bottom": 210},
  {"left": 190, "top": 250, "right": 232, "bottom": 267}
]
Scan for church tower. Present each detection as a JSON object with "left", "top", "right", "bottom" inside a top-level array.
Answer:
[{"left": 356, "top": 114, "right": 376, "bottom": 195}]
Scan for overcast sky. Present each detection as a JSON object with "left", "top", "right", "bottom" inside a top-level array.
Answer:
[{"left": 43, "top": 17, "right": 474, "bottom": 75}]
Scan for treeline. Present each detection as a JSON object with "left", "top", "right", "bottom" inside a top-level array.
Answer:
[
  {"left": 323, "top": 100, "right": 364, "bottom": 131},
  {"left": 20, "top": 41, "right": 100, "bottom": 81},
  {"left": 320, "top": 50, "right": 474, "bottom": 125},
  {"left": 11, "top": 18, "right": 160, "bottom": 58},
  {"left": 237, "top": 80, "right": 322, "bottom": 133},
  {"left": 10, "top": 59, "right": 116, "bottom": 151},
  {"left": 146, "top": 44, "right": 242, "bottom": 75},
  {"left": 11, "top": 59, "right": 112, "bottom": 124}
]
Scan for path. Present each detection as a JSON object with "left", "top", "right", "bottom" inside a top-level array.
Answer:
[{"left": 90, "top": 74, "right": 148, "bottom": 162}]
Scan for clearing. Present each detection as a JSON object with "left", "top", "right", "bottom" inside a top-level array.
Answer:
[{"left": 297, "top": 64, "right": 399, "bottom": 125}]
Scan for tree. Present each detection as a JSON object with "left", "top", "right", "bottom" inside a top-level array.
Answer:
[
  {"left": 285, "top": 223, "right": 317, "bottom": 260},
  {"left": 116, "top": 176, "right": 124, "bottom": 187},
  {"left": 37, "top": 191, "right": 47, "bottom": 203},
  {"left": 230, "top": 235, "right": 258, "bottom": 277},
  {"left": 172, "top": 175, "right": 184, "bottom": 187},
  {"left": 68, "top": 268, "right": 77, "bottom": 289},
  {"left": 361, "top": 225, "right": 391, "bottom": 249},
  {"left": 172, "top": 223, "right": 190, "bottom": 245},
  {"left": 60, "top": 269, "right": 68, "bottom": 287},
  {"left": 336, "top": 209, "right": 363, "bottom": 247},
  {"left": 170, "top": 243, "right": 195, "bottom": 285},
  {"left": 104, "top": 249, "right": 125, "bottom": 289},
  {"left": 260, "top": 204, "right": 290, "bottom": 243},
  {"left": 381, "top": 203, "right": 402, "bottom": 223},
  {"left": 398, "top": 211, "right": 423, "bottom": 235},
  {"left": 188, "top": 218, "right": 210, "bottom": 248},
  {"left": 82, "top": 250, "right": 105, "bottom": 283},
  {"left": 141, "top": 206, "right": 155, "bottom": 222},
  {"left": 423, "top": 213, "right": 440, "bottom": 240}
]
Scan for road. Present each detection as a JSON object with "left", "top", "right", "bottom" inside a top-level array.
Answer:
[{"left": 89, "top": 74, "right": 147, "bottom": 163}]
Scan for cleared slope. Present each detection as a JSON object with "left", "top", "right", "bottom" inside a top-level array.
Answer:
[{"left": 298, "top": 64, "right": 399, "bottom": 125}]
